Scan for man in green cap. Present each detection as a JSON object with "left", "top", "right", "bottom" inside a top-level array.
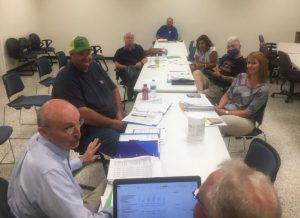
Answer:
[{"left": 52, "top": 36, "right": 124, "bottom": 157}]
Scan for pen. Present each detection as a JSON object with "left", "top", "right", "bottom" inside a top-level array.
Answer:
[{"left": 132, "top": 113, "right": 148, "bottom": 117}]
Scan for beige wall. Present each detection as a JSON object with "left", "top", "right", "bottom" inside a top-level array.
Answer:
[
  {"left": 38, "top": 0, "right": 300, "bottom": 57},
  {"left": 1, "top": 0, "right": 300, "bottom": 71},
  {"left": 0, "top": 0, "right": 40, "bottom": 72}
]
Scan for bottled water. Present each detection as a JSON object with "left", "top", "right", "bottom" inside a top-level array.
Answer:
[{"left": 150, "top": 80, "right": 157, "bottom": 99}]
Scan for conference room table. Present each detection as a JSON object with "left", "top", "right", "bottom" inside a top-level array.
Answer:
[
  {"left": 134, "top": 41, "right": 197, "bottom": 93},
  {"left": 153, "top": 41, "right": 189, "bottom": 57},
  {"left": 277, "top": 42, "right": 300, "bottom": 69},
  {"left": 125, "top": 93, "right": 230, "bottom": 181}
]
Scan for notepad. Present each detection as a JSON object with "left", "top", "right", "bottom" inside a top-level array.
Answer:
[{"left": 122, "top": 111, "right": 164, "bottom": 126}]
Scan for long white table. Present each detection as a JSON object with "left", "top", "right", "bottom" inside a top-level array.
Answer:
[
  {"left": 134, "top": 56, "right": 197, "bottom": 93},
  {"left": 126, "top": 93, "right": 230, "bottom": 181},
  {"left": 154, "top": 41, "right": 188, "bottom": 57},
  {"left": 277, "top": 42, "right": 300, "bottom": 54},
  {"left": 278, "top": 42, "right": 300, "bottom": 69}
]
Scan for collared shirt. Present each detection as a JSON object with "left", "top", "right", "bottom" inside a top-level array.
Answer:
[
  {"left": 7, "top": 133, "right": 112, "bottom": 218},
  {"left": 156, "top": 25, "right": 178, "bottom": 41}
]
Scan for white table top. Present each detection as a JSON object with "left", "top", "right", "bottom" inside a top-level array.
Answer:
[
  {"left": 277, "top": 42, "right": 300, "bottom": 69},
  {"left": 134, "top": 56, "right": 197, "bottom": 93},
  {"left": 154, "top": 41, "right": 188, "bottom": 57},
  {"left": 277, "top": 42, "right": 300, "bottom": 54},
  {"left": 125, "top": 93, "right": 230, "bottom": 181}
]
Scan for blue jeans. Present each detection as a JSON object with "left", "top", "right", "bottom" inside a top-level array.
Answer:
[{"left": 77, "top": 126, "right": 120, "bottom": 157}]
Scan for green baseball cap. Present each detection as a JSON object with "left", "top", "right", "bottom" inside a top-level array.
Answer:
[{"left": 69, "top": 36, "right": 91, "bottom": 53}]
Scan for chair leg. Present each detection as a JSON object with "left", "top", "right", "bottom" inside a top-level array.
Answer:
[
  {"left": 0, "top": 139, "right": 15, "bottom": 165},
  {"left": 285, "top": 81, "right": 294, "bottom": 103}
]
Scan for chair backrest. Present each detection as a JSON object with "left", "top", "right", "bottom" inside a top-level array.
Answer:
[
  {"left": 0, "top": 177, "right": 15, "bottom": 218},
  {"left": 6, "top": 38, "right": 21, "bottom": 59},
  {"left": 2, "top": 72, "right": 25, "bottom": 100},
  {"left": 188, "top": 40, "right": 196, "bottom": 62},
  {"left": 277, "top": 51, "right": 292, "bottom": 79},
  {"left": 18, "top": 37, "right": 31, "bottom": 52},
  {"left": 36, "top": 58, "right": 52, "bottom": 78},
  {"left": 29, "top": 33, "right": 42, "bottom": 50},
  {"left": 56, "top": 51, "right": 68, "bottom": 69},
  {"left": 91, "top": 45, "right": 102, "bottom": 56},
  {"left": 244, "top": 138, "right": 281, "bottom": 182},
  {"left": 258, "top": 34, "right": 265, "bottom": 44},
  {"left": 252, "top": 101, "right": 267, "bottom": 126},
  {"left": 259, "top": 42, "right": 269, "bottom": 56}
]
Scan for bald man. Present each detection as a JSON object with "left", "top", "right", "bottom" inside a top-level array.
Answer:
[
  {"left": 193, "top": 160, "right": 281, "bottom": 218},
  {"left": 113, "top": 32, "right": 147, "bottom": 100},
  {"left": 156, "top": 17, "right": 178, "bottom": 41},
  {"left": 8, "top": 99, "right": 112, "bottom": 218}
]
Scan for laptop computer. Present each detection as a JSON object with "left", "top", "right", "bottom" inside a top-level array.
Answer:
[{"left": 113, "top": 176, "right": 201, "bottom": 218}]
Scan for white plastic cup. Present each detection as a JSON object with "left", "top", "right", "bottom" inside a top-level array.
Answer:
[{"left": 187, "top": 115, "right": 205, "bottom": 140}]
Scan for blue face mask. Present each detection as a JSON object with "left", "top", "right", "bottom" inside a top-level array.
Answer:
[{"left": 227, "top": 48, "right": 239, "bottom": 57}]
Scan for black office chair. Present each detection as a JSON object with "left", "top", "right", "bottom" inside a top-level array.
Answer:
[
  {"left": 35, "top": 58, "right": 56, "bottom": 94},
  {"left": 29, "top": 33, "right": 56, "bottom": 65},
  {"left": 6, "top": 38, "right": 36, "bottom": 75},
  {"left": 0, "top": 126, "right": 15, "bottom": 164},
  {"left": 90, "top": 45, "right": 109, "bottom": 72},
  {"left": 0, "top": 177, "right": 15, "bottom": 218},
  {"left": 56, "top": 51, "right": 68, "bottom": 69},
  {"left": 258, "top": 35, "right": 277, "bottom": 53},
  {"left": 259, "top": 41, "right": 279, "bottom": 83},
  {"left": 2, "top": 72, "right": 51, "bottom": 125},
  {"left": 188, "top": 40, "right": 196, "bottom": 62},
  {"left": 115, "top": 69, "right": 128, "bottom": 110},
  {"left": 271, "top": 51, "right": 300, "bottom": 103},
  {"left": 227, "top": 102, "right": 267, "bottom": 153},
  {"left": 245, "top": 138, "right": 281, "bottom": 183}
]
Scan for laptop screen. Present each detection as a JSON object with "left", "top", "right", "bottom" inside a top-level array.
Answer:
[{"left": 113, "top": 176, "right": 201, "bottom": 218}]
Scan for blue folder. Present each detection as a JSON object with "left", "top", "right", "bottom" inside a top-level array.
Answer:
[{"left": 114, "top": 140, "right": 159, "bottom": 158}]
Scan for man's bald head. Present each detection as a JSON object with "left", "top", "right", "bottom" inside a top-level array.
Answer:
[
  {"left": 37, "top": 99, "right": 78, "bottom": 128},
  {"left": 124, "top": 32, "right": 135, "bottom": 47}
]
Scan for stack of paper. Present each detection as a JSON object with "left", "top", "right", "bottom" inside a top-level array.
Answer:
[
  {"left": 123, "top": 101, "right": 171, "bottom": 126},
  {"left": 179, "top": 94, "right": 214, "bottom": 111},
  {"left": 107, "top": 156, "right": 162, "bottom": 182},
  {"left": 134, "top": 101, "right": 172, "bottom": 114}
]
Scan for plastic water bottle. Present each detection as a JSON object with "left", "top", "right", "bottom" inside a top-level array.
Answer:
[
  {"left": 155, "top": 54, "right": 160, "bottom": 67},
  {"left": 142, "top": 84, "right": 149, "bottom": 100},
  {"left": 161, "top": 48, "right": 167, "bottom": 61},
  {"left": 150, "top": 80, "right": 157, "bottom": 99}
]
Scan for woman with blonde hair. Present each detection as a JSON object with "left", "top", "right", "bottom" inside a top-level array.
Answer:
[{"left": 215, "top": 51, "right": 269, "bottom": 136}]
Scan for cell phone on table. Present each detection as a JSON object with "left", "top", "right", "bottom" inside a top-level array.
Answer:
[{"left": 186, "top": 93, "right": 202, "bottom": 98}]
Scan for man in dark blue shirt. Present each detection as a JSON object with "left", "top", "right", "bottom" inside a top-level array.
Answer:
[
  {"left": 114, "top": 32, "right": 147, "bottom": 100},
  {"left": 156, "top": 17, "right": 178, "bottom": 41},
  {"left": 52, "top": 36, "right": 124, "bottom": 156}
]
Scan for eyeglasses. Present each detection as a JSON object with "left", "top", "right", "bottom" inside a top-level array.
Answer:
[
  {"left": 63, "top": 118, "right": 85, "bottom": 134},
  {"left": 193, "top": 188, "right": 207, "bottom": 218}
]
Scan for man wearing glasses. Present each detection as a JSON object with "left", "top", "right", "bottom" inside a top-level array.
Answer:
[
  {"left": 8, "top": 99, "right": 112, "bottom": 218},
  {"left": 193, "top": 160, "right": 281, "bottom": 218},
  {"left": 52, "top": 36, "right": 124, "bottom": 157}
]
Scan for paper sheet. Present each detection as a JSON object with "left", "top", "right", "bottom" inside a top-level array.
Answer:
[{"left": 107, "top": 156, "right": 162, "bottom": 182}]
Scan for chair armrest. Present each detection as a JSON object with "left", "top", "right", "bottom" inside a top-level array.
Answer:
[{"left": 42, "top": 39, "right": 53, "bottom": 47}]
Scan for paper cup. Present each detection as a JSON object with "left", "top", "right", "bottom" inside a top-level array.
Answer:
[{"left": 187, "top": 115, "right": 205, "bottom": 140}]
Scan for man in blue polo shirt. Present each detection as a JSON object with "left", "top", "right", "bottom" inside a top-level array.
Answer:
[
  {"left": 52, "top": 36, "right": 124, "bottom": 156},
  {"left": 156, "top": 17, "right": 178, "bottom": 41}
]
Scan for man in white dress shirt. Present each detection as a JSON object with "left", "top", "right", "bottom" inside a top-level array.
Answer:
[{"left": 7, "top": 99, "right": 112, "bottom": 218}]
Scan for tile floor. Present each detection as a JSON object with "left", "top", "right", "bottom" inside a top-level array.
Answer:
[{"left": 0, "top": 60, "right": 300, "bottom": 217}]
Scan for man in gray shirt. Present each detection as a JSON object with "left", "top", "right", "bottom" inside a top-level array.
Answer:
[{"left": 7, "top": 99, "right": 112, "bottom": 218}]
